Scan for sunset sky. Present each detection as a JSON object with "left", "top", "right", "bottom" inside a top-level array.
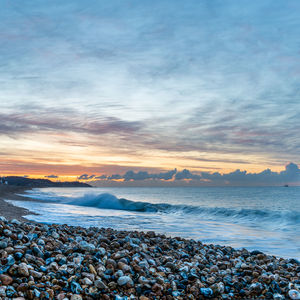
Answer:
[{"left": 0, "top": 1, "right": 299, "bottom": 184}]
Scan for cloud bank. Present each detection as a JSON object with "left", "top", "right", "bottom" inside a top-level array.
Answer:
[{"left": 77, "top": 163, "right": 300, "bottom": 186}]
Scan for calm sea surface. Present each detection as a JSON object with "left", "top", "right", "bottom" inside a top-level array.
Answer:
[{"left": 7, "top": 186, "right": 300, "bottom": 259}]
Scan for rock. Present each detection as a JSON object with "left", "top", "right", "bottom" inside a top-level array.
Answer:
[
  {"left": 0, "top": 286, "right": 6, "bottom": 296},
  {"left": 0, "top": 241, "right": 8, "bottom": 249},
  {"left": 0, "top": 274, "right": 13, "bottom": 285},
  {"left": 6, "top": 254, "right": 15, "bottom": 266},
  {"left": 115, "top": 296, "right": 129, "bottom": 300},
  {"left": 37, "top": 239, "right": 45, "bottom": 246},
  {"left": 117, "top": 275, "right": 133, "bottom": 286},
  {"left": 217, "top": 282, "right": 225, "bottom": 293},
  {"left": 79, "top": 241, "right": 95, "bottom": 251},
  {"left": 0, "top": 216, "right": 7, "bottom": 222},
  {"left": 6, "top": 286, "right": 16, "bottom": 297},
  {"left": 57, "top": 293, "right": 67, "bottom": 300},
  {"left": 14, "top": 252, "right": 23, "bottom": 260},
  {"left": 207, "top": 276, "right": 216, "bottom": 284},
  {"left": 11, "top": 219, "right": 21, "bottom": 225},
  {"left": 288, "top": 259, "right": 300, "bottom": 265},
  {"left": 200, "top": 288, "right": 213, "bottom": 297},
  {"left": 97, "top": 247, "right": 106, "bottom": 256},
  {"left": 51, "top": 231, "right": 60, "bottom": 239},
  {"left": 249, "top": 282, "right": 264, "bottom": 293},
  {"left": 95, "top": 279, "right": 107, "bottom": 289},
  {"left": 89, "top": 264, "right": 97, "bottom": 275},
  {"left": 18, "top": 263, "right": 29, "bottom": 277},
  {"left": 250, "top": 250, "right": 263, "bottom": 255},
  {"left": 172, "top": 291, "right": 181, "bottom": 297},
  {"left": 0, "top": 217, "right": 297, "bottom": 300},
  {"left": 82, "top": 277, "right": 93, "bottom": 285},
  {"left": 70, "top": 281, "right": 82, "bottom": 294},
  {"left": 210, "top": 265, "right": 219, "bottom": 272},
  {"left": 289, "top": 289, "right": 300, "bottom": 300},
  {"left": 30, "top": 270, "right": 42, "bottom": 278},
  {"left": 241, "top": 263, "right": 248, "bottom": 269},
  {"left": 71, "top": 295, "right": 82, "bottom": 300},
  {"left": 138, "top": 276, "right": 149, "bottom": 284}
]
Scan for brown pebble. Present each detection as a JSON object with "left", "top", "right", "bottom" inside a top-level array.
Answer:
[{"left": 0, "top": 274, "right": 13, "bottom": 285}]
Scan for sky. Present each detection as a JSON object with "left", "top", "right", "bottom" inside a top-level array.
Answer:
[{"left": 0, "top": 0, "right": 299, "bottom": 185}]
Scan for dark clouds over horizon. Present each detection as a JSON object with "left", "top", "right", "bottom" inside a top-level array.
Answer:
[
  {"left": 0, "top": 0, "right": 299, "bottom": 178},
  {"left": 77, "top": 163, "right": 300, "bottom": 186}
]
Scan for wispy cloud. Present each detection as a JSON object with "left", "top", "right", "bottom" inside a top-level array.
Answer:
[
  {"left": 0, "top": 109, "right": 143, "bottom": 137},
  {"left": 0, "top": 1, "right": 299, "bottom": 176}
]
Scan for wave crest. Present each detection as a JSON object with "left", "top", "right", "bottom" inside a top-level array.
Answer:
[
  {"left": 68, "top": 193, "right": 163, "bottom": 212},
  {"left": 65, "top": 193, "right": 300, "bottom": 224},
  {"left": 22, "top": 191, "right": 300, "bottom": 225}
]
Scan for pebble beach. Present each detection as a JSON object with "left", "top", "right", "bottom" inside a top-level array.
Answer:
[{"left": 0, "top": 216, "right": 299, "bottom": 300}]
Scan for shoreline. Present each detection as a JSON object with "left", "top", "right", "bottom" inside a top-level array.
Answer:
[
  {"left": 0, "top": 188, "right": 299, "bottom": 299},
  {"left": 1, "top": 186, "right": 299, "bottom": 259},
  {"left": 0, "top": 185, "right": 39, "bottom": 222}
]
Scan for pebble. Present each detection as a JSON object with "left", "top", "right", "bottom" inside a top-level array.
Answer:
[
  {"left": 118, "top": 275, "right": 133, "bottom": 286},
  {"left": 11, "top": 219, "right": 21, "bottom": 225},
  {"left": 71, "top": 295, "right": 83, "bottom": 300},
  {"left": 0, "top": 216, "right": 7, "bottom": 222},
  {"left": 0, "top": 274, "right": 13, "bottom": 285},
  {"left": 289, "top": 289, "right": 300, "bottom": 300},
  {"left": 0, "top": 218, "right": 298, "bottom": 299},
  {"left": 200, "top": 287, "right": 213, "bottom": 297},
  {"left": 95, "top": 279, "right": 108, "bottom": 289},
  {"left": 0, "top": 241, "right": 8, "bottom": 249},
  {"left": 0, "top": 286, "right": 6, "bottom": 296},
  {"left": 18, "top": 263, "right": 29, "bottom": 277}
]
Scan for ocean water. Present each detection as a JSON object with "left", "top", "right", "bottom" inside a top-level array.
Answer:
[{"left": 6, "top": 186, "right": 300, "bottom": 259}]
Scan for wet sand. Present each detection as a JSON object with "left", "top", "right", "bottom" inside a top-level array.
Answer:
[{"left": 0, "top": 185, "right": 37, "bottom": 221}]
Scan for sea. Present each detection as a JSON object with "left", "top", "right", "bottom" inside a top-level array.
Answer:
[{"left": 6, "top": 186, "right": 300, "bottom": 259}]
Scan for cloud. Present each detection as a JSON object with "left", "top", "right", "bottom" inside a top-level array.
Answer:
[
  {"left": 175, "top": 169, "right": 201, "bottom": 180},
  {"left": 45, "top": 174, "right": 59, "bottom": 179},
  {"left": 0, "top": 110, "right": 143, "bottom": 137},
  {"left": 123, "top": 169, "right": 177, "bottom": 181},
  {"left": 152, "top": 169, "right": 177, "bottom": 180},
  {"left": 0, "top": 0, "right": 299, "bottom": 171},
  {"left": 279, "top": 162, "right": 300, "bottom": 182},
  {"left": 200, "top": 163, "right": 300, "bottom": 185},
  {"left": 108, "top": 174, "right": 122, "bottom": 180},
  {"left": 123, "top": 171, "right": 150, "bottom": 181},
  {"left": 78, "top": 174, "right": 95, "bottom": 180},
  {"left": 84, "top": 163, "right": 300, "bottom": 186},
  {"left": 94, "top": 175, "right": 107, "bottom": 180}
]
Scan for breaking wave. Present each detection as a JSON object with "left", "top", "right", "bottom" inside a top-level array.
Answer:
[
  {"left": 20, "top": 190, "right": 300, "bottom": 225},
  {"left": 59, "top": 193, "right": 300, "bottom": 225}
]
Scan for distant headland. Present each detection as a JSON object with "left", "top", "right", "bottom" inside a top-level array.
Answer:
[{"left": 1, "top": 176, "right": 91, "bottom": 188}]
